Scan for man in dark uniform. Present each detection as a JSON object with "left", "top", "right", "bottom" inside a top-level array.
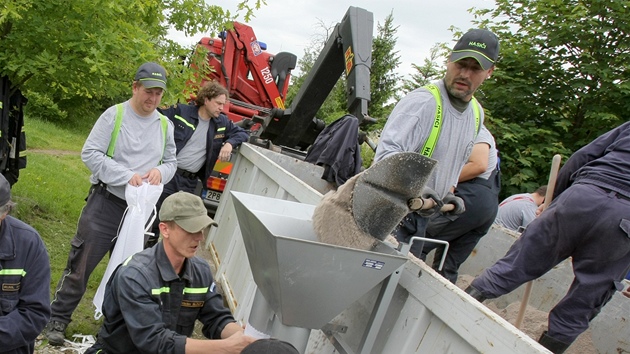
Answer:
[
  {"left": 466, "top": 122, "right": 630, "bottom": 353},
  {"left": 85, "top": 192, "right": 256, "bottom": 353},
  {"left": 0, "top": 173, "right": 51, "bottom": 353},
  {"left": 148, "top": 81, "right": 249, "bottom": 246}
]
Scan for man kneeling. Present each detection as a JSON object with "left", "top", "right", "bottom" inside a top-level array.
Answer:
[{"left": 87, "top": 192, "right": 255, "bottom": 353}]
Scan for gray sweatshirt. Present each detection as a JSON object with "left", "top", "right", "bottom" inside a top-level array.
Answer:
[
  {"left": 82, "top": 100, "right": 177, "bottom": 200},
  {"left": 374, "top": 80, "right": 484, "bottom": 198},
  {"left": 475, "top": 125, "right": 498, "bottom": 180}
]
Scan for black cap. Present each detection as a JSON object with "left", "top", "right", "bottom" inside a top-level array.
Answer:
[
  {"left": 134, "top": 62, "right": 167, "bottom": 90},
  {"left": 450, "top": 29, "right": 500, "bottom": 70},
  {"left": 0, "top": 173, "right": 10, "bottom": 206},
  {"left": 241, "top": 339, "right": 299, "bottom": 354}
]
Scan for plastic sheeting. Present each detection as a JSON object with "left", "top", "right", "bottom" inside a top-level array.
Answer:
[{"left": 93, "top": 183, "right": 163, "bottom": 319}]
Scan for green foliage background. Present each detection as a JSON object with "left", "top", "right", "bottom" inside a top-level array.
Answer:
[
  {"left": 3, "top": 0, "right": 630, "bottom": 342},
  {"left": 472, "top": 0, "right": 630, "bottom": 197},
  {"left": 0, "top": 0, "right": 263, "bottom": 126}
]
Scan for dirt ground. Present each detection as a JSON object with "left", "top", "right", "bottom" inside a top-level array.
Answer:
[{"left": 457, "top": 275, "right": 596, "bottom": 354}]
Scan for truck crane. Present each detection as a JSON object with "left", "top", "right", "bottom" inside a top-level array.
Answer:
[{"left": 191, "top": 6, "right": 374, "bottom": 212}]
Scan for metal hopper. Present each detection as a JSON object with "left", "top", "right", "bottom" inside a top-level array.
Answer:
[{"left": 231, "top": 191, "right": 407, "bottom": 330}]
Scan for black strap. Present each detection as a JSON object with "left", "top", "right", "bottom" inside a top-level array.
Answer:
[{"left": 176, "top": 168, "right": 197, "bottom": 179}]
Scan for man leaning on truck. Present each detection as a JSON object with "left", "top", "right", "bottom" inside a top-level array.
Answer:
[{"left": 147, "top": 81, "right": 248, "bottom": 247}]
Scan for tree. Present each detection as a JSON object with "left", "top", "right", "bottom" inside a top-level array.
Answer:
[
  {"left": 369, "top": 11, "right": 401, "bottom": 130},
  {"left": 471, "top": 0, "right": 630, "bottom": 197},
  {"left": 402, "top": 43, "right": 448, "bottom": 94},
  {"left": 0, "top": 0, "right": 262, "bottom": 124}
]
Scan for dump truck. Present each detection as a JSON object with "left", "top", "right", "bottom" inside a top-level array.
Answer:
[
  {"left": 189, "top": 6, "right": 374, "bottom": 214},
  {"left": 204, "top": 143, "right": 629, "bottom": 354},
  {"left": 190, "top": 7, "right": 629, "bottom": 352},
  {"left": 204, "top": 143, "right": 547, "bottom": 353}
]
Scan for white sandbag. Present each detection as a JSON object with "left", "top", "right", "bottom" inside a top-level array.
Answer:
[{"left": 93, "top": 182, "right": 163, "bottom": 319}]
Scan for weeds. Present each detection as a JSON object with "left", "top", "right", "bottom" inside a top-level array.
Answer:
[{"left": 13, "top": 117, "right": 105, "bottom": 337}]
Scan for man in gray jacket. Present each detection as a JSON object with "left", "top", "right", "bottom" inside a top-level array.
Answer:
[
  {"left": 44, "top": 62, "right": 177, "bottom": 346},
  {"left": 374, "top": 29, "right": 499, "bottom": 257}
]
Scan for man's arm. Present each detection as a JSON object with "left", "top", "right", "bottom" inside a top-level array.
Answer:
[
  {"left": 184, "top": 330, "right": 255, "bottom": 354},
  {"left": 223, "top": 118, "right": 249, "bottom": 148},
  {"left": 458, "top": 142, "right": 490, "bottom": 182},
  {"left": 82, "top": 107, "right": 136, "bottom": 185},
  {"left": 520, "top": 205, "right": 537, "bottom": 229},
  {"left": 373, "top": 91, "right": 436, "bottom": 163},
  {"left": 153, "top": 119, "right": 177, "bottom": 184},
  {"left": 218, "top": 118, "right": 250, "bottom": 162},
  {"left": 555, "top": 121, "right": 630, "bottom": 197}
]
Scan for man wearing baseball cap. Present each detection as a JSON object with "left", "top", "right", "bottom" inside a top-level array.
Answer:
[
  {"left": 374, "top": 28, "right": 499, "bottom": 258},
  {"left": 45, "top": 61, "right": 177, "bottom": 345},
  {"left": 0, "top": 172, "right": 51, "bottom": 353},
  {"left": 85, "top": 192, "right": 256, "bottom": 354},
  {"left": 134, "top": 62, "right": 167, "bottom": 90}
]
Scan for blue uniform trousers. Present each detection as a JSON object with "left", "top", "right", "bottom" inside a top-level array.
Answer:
[
  {"left": 423, "top": 170, "right": 500, "bottom": 283},
  {"left": 471, "top": 183, "right": 630, "bottom": 343},
  {"left": 148, "top": 172, "right": 199, "bottom": 245}
]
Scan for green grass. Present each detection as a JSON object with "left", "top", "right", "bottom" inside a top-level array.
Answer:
[
  {"left": 13, "top": 117, "right": 106, "bottom": 337},
  {"left": 23, "top": 116, "right": 91, "bottom": 152}
]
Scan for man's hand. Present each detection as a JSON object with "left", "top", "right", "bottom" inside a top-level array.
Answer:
[
  {"left": 219, "top": 143, "right": 233, "bottom": 162},
  {"left": 128, "top": 173, "right": 144, "bottom": 187},
  {"left": 409, "top": 187, "right": 443, "bottom": 217},
  {"left": 623, "top": 286, "right": 630, "bottom": 299},
  {"left": 442, "top": 192, "right": 465, "bottom": 215},
  {"left": 535, "top": 203, "right": 545, "bottom": 216},
  {"left": 141, "top": 168, "right": 162, "bottom": 185}
]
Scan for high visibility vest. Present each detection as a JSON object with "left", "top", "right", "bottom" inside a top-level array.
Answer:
[
  {"left": 419, "top": 84, "right": 481, "bottom": 158},
  {"left": 107, "top": 103, "right": 168, "bottom": 163}
]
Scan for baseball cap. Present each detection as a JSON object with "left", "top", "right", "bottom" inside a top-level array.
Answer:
[
  {"left": 450, "top": 29, "right": 500, "bottom": 70},
  {"left": 159, "top": 192, "right": 217, "bottom": 233},
  {"left": 0, "top": 173, "right": 10, "bottom": 206},
  {"left": 134, "top": 62, "right": 167, "bottom": 90},
  {"left": 241, "top": 339, "right": 299, "bottom": 354}
]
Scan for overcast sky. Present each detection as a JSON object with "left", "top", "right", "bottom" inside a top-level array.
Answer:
[{"left": 169, "top": 0, "right": 496, "bottom": 78}]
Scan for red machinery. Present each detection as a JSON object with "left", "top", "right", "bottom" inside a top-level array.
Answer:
[
  {"left": 192, "top": 7, "right": 374, "bottom": 212},
  {"left": 193, "top": 22, "right": 297, "bottom": 139}
]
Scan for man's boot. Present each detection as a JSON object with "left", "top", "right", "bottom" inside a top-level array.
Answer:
[
  {"left": 538, "top": 331, "right": 571, "bottom": 354},
  {"left": 464, "top": 285, "right": 487, "bottom": 302},
  {"left": 44, "top": 320, "right": 67, "bottom": 346}
]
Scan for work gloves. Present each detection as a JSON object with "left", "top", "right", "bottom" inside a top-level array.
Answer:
[
  {"left": 408, "top": 186, "right": 443, "bottom": 217},
  {"left": 407, "top": 189, "right": 466, "bottom": 217},
  {"left": 442, "top": 191, "right": 465, "bottom": 215}
]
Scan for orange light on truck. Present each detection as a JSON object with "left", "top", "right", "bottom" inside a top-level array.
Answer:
[{"left": 207, "top": 176, "right": 227, "bottom": 192}]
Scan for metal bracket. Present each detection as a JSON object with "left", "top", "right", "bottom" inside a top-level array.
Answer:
[{"left": 322, "top": 322, "right": 348, "bottom": 335}]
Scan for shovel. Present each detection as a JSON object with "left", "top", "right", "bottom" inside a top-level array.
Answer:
[
  {"left": 313, "top": 152, "right": 438, "bottom": 250},
  {"left": 514, "top": 154, "right": 562, "bottom": 329}
]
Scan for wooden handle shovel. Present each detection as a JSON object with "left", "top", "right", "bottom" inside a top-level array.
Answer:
[{"left": 514, "top": 154, "right": 562, "bottom": 329}]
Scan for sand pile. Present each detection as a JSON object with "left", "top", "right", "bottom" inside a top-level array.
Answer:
[{"left": 457, "top": 275, "right": 597, "bottom": 354}]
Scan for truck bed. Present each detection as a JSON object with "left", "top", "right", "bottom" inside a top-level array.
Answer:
[{"left": 205, "top": 143, "right": 549, "bottom": 353}]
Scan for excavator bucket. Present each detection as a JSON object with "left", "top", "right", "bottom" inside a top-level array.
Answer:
[{"left": 313, "top": 152, "right": 436, "bottom": 249}]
